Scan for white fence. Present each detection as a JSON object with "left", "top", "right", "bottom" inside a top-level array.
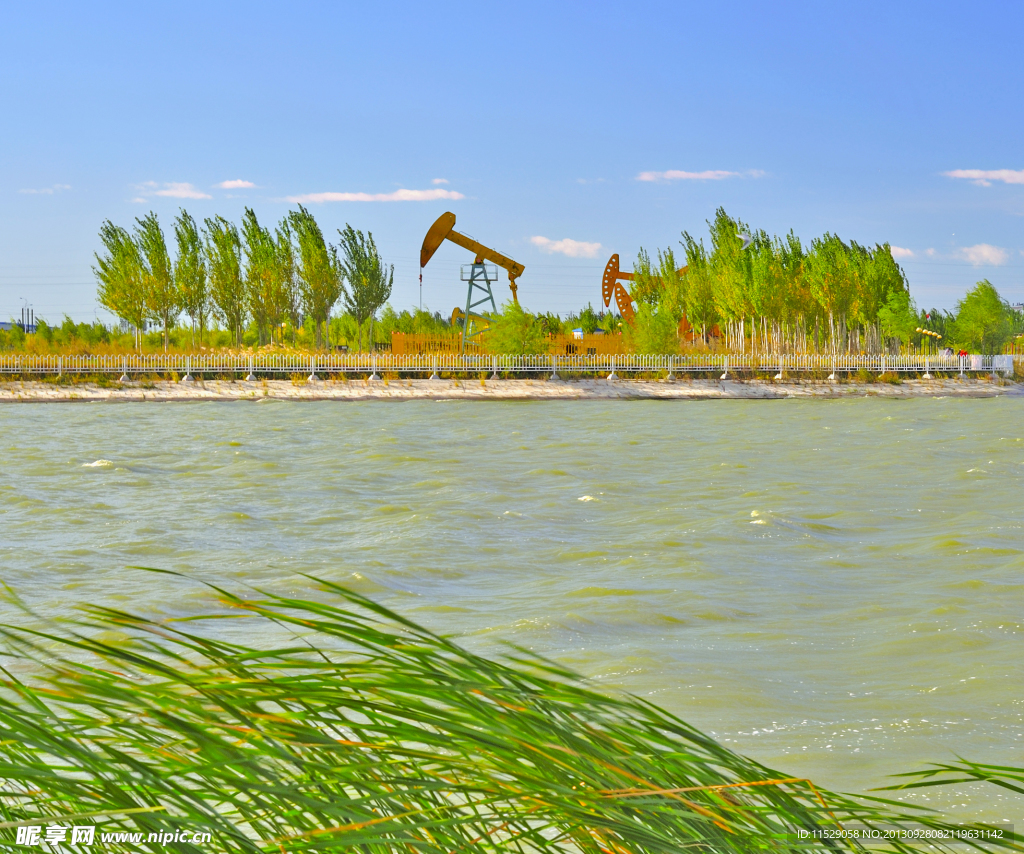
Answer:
[{"left": 0, "top": 353, "right": 1017, "bottom": 378}]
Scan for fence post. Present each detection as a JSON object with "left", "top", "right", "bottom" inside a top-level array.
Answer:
[
  {"left": 429, "top": 355, "right": 439, "bottom": 381},
  {"left": 720, "top": 356, "right": 728, "bottom": 380},
  {"left": 369, "top": 352, "right": 381, "bottom": 381},
  {"left": 550, "top": 354, "right": 559, "bottom": 381},
  {"left": 923, "top": 356, "right": 931, "bottom": 379},
  {"left": 246, "top": 355, "right": 256, "bottom": 382},
  {"left": 828, "top": 355, "right": 836, "bottom": 381},
  {"left": 775, "top": 353, "right": 783, "bottom": 380},
  {"left": 57, "top": 356, "right": 62, "bottom": 379},
  {"left": 666, "top": 355, "right": 675, "bottom": 381},
  {"left": 308, "top": 355, "right": 318, "bottom": 383},
  {"left": 607, "top": 355, "right": 618, "bottom": 381},
  {"left": 181, "top": 356, "right": 194, "bottom": 383},
  {"left": 490, "top": 356, "right": 500, "bottom": 380},
  {"left": 119, "top": 358, "right": 129, "bottom": 384}
]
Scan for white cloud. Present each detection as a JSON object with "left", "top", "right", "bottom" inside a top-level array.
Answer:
[
  {"left": 216, "top": 179, "right": 255, "bottom": 189},
  {"left": 285, "top": 188, "right": 464, "bottom": 203},
  {"left": 636, "top": 169, "right": 763, "bottom": 182},
  {"left": 944, "top": 169, "right": 1024, "bottom": 187},
  {"left": 133, "top": 181, "right": 211, "bottom": 200},
  {"left": 889, "top": 246, "right": 914, "bottom": 259},
  {"left": 18, "top": 183, "right": 71, "bottom": 195},
  {"left": 925, "top": 248, "right": 936, "bottom": 257},
  {"left": 155, "top": 182, "right": 212, "bottom": 199},
  {"left": 530, "top": 235, "right": 602, "bottom": 259},
  {"left": 431, "top": 178, "right": 449, "bottom": 185},
  {"left": 957, "top": 243, "right": 1009, "bottom": 266}
]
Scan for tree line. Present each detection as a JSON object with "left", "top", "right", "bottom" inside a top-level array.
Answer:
[
  {"left": 625, "top": 208, "right": 919, "bottom": 354},
  {"left": 93, "top": 207, "right": 393, "bottom": 351}
]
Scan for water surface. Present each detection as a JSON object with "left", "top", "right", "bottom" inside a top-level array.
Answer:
[{"left": 2, "top": 398, "right": 1022, "bottom": 819}]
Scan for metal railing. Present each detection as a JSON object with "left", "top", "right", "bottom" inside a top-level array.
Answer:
[{"left": 0, "top": 353, "right": 1017, "bottom": 379}]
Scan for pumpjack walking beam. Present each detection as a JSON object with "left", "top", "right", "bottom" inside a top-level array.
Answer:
[
  {"left": 420, "top": 212, "right": 526, "bottom": 353},
  {"left": 420, "top": 212, "right": 525, "bottom": 302}
]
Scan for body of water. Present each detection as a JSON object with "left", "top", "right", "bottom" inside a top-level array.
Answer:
[{"left": 2, "top": 398, "right": 1022, "bottom": 819}]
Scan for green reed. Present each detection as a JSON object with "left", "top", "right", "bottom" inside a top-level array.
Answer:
[{"left": 0, "top": 575, "right": 1019, "bottom": 853}]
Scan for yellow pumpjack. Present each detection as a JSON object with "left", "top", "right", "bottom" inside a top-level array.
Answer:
[
  {"left": 601, "top": 253, "right": 688, "bottom": 322},
  {"left": 420, "top": 212, "right": 525, "bottom": 352}
]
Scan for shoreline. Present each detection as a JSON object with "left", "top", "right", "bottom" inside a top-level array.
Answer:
[{"left": 0, "top": 377, "right": 1018, "bottom": 402}]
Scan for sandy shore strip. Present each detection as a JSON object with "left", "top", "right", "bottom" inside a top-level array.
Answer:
[{"left": 0, "top": 377, "right": 1019, "bottom": 401}]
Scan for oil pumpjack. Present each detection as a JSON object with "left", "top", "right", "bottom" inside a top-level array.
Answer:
[
  {"left": 420, "top": 212, "right": 525, "bottom": 353},
  {"left": 600, "top": 253, "right": 688, "bottom": 322}
]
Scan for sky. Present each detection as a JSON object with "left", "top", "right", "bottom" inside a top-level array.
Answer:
[{"left": 2, "top": 0, "right": 1022, "bottom": 324}]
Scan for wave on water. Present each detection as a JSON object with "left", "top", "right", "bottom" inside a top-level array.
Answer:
[{"left": 81, "top": 460, "right": 114, "bottom": 468}]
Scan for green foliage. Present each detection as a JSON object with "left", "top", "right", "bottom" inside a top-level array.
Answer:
[
  {"left": 624, "top": 303, "right": 679, "bottom": 354},
  {"left": 290, "top": 206, "right": 343, "bottom": 349},
  {"left": 204, "top": 216, "right": 246, "bottom": 346},
  {"left": 93, "top": 220, "right": 146, "bottom": 349},
  {"left": 173, "top": 209, "right": 208, "bottom": 347},
  {"left": 951, "top": 280, "right": 1012, "bottom": 352},
  {"left": 135, "top": 212, "right": 178, "bottom": 351},
  {"left": 563, "top": 304, "right": 605, "bottom": 334},
  {"left": 337, "top": 223, "right": 393, "bottom": 351},
  {"left": 241, "top": 208, "right": 292, "bottom": 346},
  {"left": 878, "top": 286, "right": 918, "bottom": 346},
  {"left": 663, "top": 209, "right": 913, "bottom": 351},
  {"left": 0, "top": 579, "right": 1019, "bottom": 854},
  {"left": 484, "top": 301, "right": 547, "bottom": 354},
  {"left": 631, "top": 248, "right": 661, "bottom": 306}
]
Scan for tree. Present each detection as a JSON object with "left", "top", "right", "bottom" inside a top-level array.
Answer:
[
  {"left": 93, "top": 220, "right": 146, "bottom": 350},
  {"left": 274, "top": 217, "right": 299, "bottom": 344},
  {"left": 135, "top": 212, "right": 178, "bottom": 351},
  {"left": 337, "top": 224, "right": 393, "bottom": 352},
  {"left": 173, "top": 210, "right": 207, "bottom": 348},
  {"left": 485, "top": 301, "right": 547, "bottom": 354},
  {"left": 625, "top": 303, "right": 679, "bottom": 354},
  {"left": 952, "top": 280, "right": 1011, "bottom": 352},
  {"left": 630, "top": 249, "right": 661, "bottom": 307},
  {"left": 204, "top": 216, "right": 246, "bottom": 346},
  {"left": 241, "top": 208, "right": 280, "bottom": 346},
  {"left": 877, "top": 286, "right": 917, "bottom": 350},
  {"left": 290, "top": 206, "right": 343, "bottom": 349}
]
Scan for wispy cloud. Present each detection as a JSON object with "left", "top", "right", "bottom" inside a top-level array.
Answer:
[
  {"left": 889, "top": 246, "right": 914, "bottom": 259},
  {"left": 132, "top": 181, "right": 211, "bottom": 201},
  {"left": 636, "top": 169, "right": 764, "bottom": 182},
  {"left": 530, "top": 236, "right": 602, "bottom": 259},
  {"left": 18, "top": 184, "right": 71, "bottom": 195},
  {"left": 285, "top": 188, "right": 464, "bottom": 203},
  {"left": 944, "top": 169, "right": 1024, "bottom": 187},
  {"left": 216, "top": 179, "right": 255, "bottom": 189},
  {"left": 957, "top": 243, "right": 1009, "bottom": 266},
  {"left": 431, "top": 178, "right": 449, "bottom": 185}
]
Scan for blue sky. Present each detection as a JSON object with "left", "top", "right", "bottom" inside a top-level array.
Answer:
[{"left": 2, "top": 0, "right": 1022, "bottom": 323}]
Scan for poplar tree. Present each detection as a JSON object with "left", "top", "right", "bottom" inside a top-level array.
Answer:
[
  {"left": 93, "top": 221, "right": 146, "bottom": 350},
  {"left": 289, "top": 206, "right": 343, "bottom": 349},
  {"left": 337, "top": 223, "right": 393, "bottom": 352},
  {"left": 241, "top": 208, "right": 278, "bottom": 345},
  {"left": 173, "top": 210, "right": 207, "bottom": 348},
  {"left": 204, "top": 216, "right": 246, "bottom": 346},
  {"left": 135, "top": 212, "right": 178, "bottom": 351},
  {"left": 275, "top": 218, "right": 299, "bottom": 344}
]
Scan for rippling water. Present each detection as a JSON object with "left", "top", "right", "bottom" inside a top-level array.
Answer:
[{"left": 2, "top": 398, "right": 1022, "bottom": 818}]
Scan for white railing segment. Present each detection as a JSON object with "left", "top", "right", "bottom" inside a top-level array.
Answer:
[{"left": 0, "top": 353, "right": 1016, "bottom": 377}]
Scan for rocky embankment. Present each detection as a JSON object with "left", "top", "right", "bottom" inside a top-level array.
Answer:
[{"left": 0, "top": 376, "right": 1018, "bottom": 402}]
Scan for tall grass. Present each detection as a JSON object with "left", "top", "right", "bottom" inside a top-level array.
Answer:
[{"left": 0, "top": 576, "right": 1019, "bottom": 853}]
